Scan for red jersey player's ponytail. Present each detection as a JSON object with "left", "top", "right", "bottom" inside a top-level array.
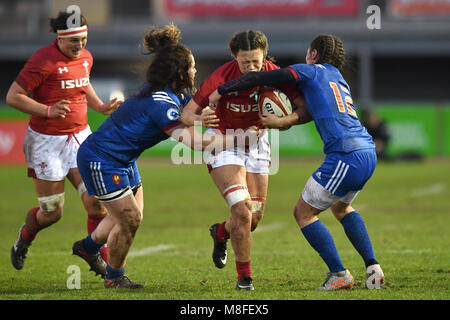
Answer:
[{"left": 140, "top": 24, "right": 195, "bottom": 97}]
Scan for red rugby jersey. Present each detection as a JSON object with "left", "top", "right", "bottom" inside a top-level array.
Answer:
[
  {"left": 193, "top": 60, "right": 298, "bottom": 133},
  {"left": 15, "top": 40, "right": 93, "bottom": 135}
]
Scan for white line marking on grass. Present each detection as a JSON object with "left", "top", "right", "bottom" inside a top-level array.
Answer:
[
  {"left": 385, "top": 249, "right": 432, "bottom": 254},
  {"left": 253, "top": 222, "right": 285, "bottom": 233},
  {"left": 29, "top": 244, "right": 176, "bottom": 257},
  {"left": 410, "top": 183, "right": 446, "bottom": 197},
  {"left": 128, "top": 244, "right": 176, "bottom": 257},
  {"left": 33, "top": 251, "right": 69, "bottom": 256}
]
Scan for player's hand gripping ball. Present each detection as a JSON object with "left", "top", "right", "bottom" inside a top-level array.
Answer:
[{"left": 258, "top": 88, "right": 293, "bottom": 130}]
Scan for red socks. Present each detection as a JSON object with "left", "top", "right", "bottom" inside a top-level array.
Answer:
[
  {"left": 21, "top": 206, "right": 40, "bottom": 244},
  {"left": 217, "top": 222, "right": 251, "bottom": 280},
  {"left": 87, "top": 215, "right": 104, "bottom": 234},
  {"left": 216, "top": 221, "right": 230, "bottom": 243},
  {"left": 236, "top": 260, "right": 252, "bottom": 280},
  {"left": 20, "top": 208, "right": 108, "bottom": 264}
]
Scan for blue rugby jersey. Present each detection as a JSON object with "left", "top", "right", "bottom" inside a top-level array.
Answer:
[
  {"left": 83, "top": 85, "right": 184, "bottom": 165},
  {"left": 287, "top": 63, "right": 375, "bottom": 154}
]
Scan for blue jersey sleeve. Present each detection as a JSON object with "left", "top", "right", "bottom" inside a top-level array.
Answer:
[
  {"left": 287, "top": 64, "right": 317, "bottom": 83},
  {"left": 150, "top": 92, "right": 182, "bottom": 131},
  {"left": 151, "top": 102, "right": 182, "bottom": 131},
  {"left": 180, "top": 93, "right": 192, "bottom": 107}
]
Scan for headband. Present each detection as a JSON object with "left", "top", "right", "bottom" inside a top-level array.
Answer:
[{"left": 57, "top": 26, "right": 88, "bottom": 38}]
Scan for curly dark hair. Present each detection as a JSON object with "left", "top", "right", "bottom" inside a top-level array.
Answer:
[{"left": 140, "top": 24, "right": 195, "bottom": 97}]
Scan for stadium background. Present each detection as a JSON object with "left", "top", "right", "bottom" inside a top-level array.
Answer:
[
  {"left": 0, "top": 0, "right": 449, "bottom": 302},
  {"left": 0, "top": 0, "right": 449, "bottom": 163}
]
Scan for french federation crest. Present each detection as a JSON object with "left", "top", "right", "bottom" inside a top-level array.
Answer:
[
  {"left": 167, "top": 108, "right": 180, "bottom": 121},
  {"left": 112, "top": 174, "right": 121, "bottom": 185}
]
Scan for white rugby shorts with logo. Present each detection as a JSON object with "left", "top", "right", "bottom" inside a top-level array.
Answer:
[
  {"left": 24, "top": 125, "right": 91, "bottom": 181},
  {"left": 203, "top": 128, "right": 271, "bottom": 174}
]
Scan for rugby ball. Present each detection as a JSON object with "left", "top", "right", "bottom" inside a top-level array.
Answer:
[{"left": 258, "top": 88, "right": 293, "bottom": 130}]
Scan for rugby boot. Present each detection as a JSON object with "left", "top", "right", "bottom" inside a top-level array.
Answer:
[
  {"left": 315, "top": 269, "right": 354, "bottom": 290},
  {"left": 104, "top": 275, "right": 145, "bottom": 289},
  {"left": 209, "top": 223, "right": 228, "bottom": 269},
  {"left": 11, "top": 225, "right": 30, "bottom": 270},
  {"left": 236, "top": 275, "right": 254, "bottom": 291},
  {"left": 365, "top": 264, "right": 385, "bottom": 289},
  {"left": 72, "top": 240, "right": 107, "bottom": 278}
]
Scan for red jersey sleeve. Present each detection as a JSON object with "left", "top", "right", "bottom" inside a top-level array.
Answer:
[
  {"left": 15, "top": 49, "right": 54, "bottom": 93},
  {"left": 192, "top": 62, "right": 232, "bottom": 109}
]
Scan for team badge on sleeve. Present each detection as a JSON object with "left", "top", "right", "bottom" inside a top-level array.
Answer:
[{"left": 166, "top": 108, "right": 180, "bottom": 121}]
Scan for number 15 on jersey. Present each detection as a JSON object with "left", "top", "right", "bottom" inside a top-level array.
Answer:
[{"left": 329, "top": 81, "right": 357, "bottom": 117}]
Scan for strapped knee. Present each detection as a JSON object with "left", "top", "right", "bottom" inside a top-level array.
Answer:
[
  {"left": 222, "top": 184, "right": 251, "bottom": 208},
  {"left": 38, "top": 192, "right": 65, "bottom": 212},
  {"left": 77, "top": 182, "right": 87, "bottom": 196},
  {"left": 251, "top": 197, "right": 266, "bottom": 214}
]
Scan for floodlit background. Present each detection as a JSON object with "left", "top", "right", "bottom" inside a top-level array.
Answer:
[{"left": 1, "top": 0, "right": 450, "bottom": 161}]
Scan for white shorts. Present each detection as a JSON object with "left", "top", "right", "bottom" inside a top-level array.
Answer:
[
  {"left": 24, "top": 126, "right": 92, "bottom": 181},
  {"left": 204, "top": 128, "right": 271, "bottom": 174},
  {"left": 301, "top": 176, "right": 360, "bottom": 211}
]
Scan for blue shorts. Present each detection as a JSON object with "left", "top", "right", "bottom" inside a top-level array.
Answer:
[
  {"left": 77, "top": 142, "right": 141, "bottom": 199},
  {"left": 312, "top": 149, "right": 377, "bottom": 197}
]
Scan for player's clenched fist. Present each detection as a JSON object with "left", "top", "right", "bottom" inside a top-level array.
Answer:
[{"left": 200, "top": 106, "right": 219, "bottom": 128}]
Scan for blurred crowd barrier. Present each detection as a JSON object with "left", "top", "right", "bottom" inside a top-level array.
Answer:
[
  {"left": 1, "top": 102, "right": 449, "bottom": 165},
  {"left": 1, "top": 0, "right": 449, "bottom": 164}
]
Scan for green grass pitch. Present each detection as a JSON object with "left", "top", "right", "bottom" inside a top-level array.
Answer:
[{"left": 0, "top": 157, "right": 449, "bottom": 302}]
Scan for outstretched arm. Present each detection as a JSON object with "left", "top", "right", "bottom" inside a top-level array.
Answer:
[
  {"left": 180, "top": 98, "right": 219, "bottom": 128},
  {"left": 209, "top": 68, "right": 296, "bottom": 106},
  {"left": 260, "top": 95, "right": 313, "bottom": 129},
  {"left": 86, "top": 84, "right": 123, "bottom": 115},
  {"left": 164, "top": 123, "right": 259, "bottom": 151}
]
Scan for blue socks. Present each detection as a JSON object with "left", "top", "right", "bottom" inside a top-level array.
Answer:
[
  {"left": 301, "top": 220, "right": 345, "bottom": 273},
  {"left": 301, "top": 211, "right": 378, "bottom": 272},
  {"left": 340, "top": 211, "right": 378, "bottom": 267},
  {"left": 83, "top": 234, "right": 125, "bottom": 280},
  {"left": 106, "top": 264, "right": 125, "bottom": 279},
  {"left": 82, "top": 233, "right": 103, "bottom": 255}
]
